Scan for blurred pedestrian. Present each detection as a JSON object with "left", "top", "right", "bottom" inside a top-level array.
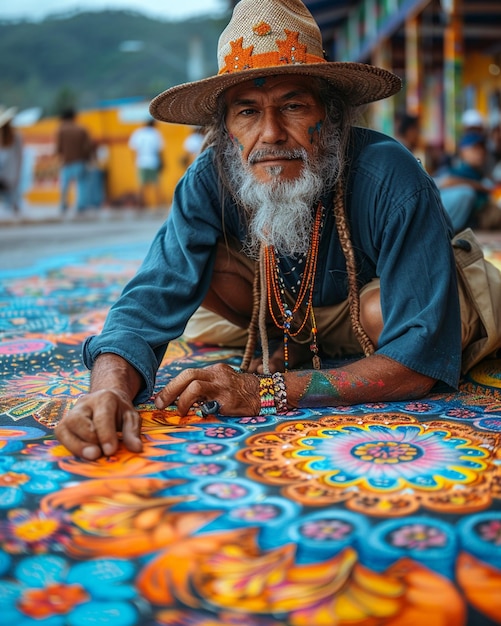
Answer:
[
  {"left": 86, "top": 140, "right": 109, "bottom": 209},
  {"left": 436, "top": 131, "right": 500, "bottom": 232},
  {"left": 128, "top": 118, "right": 164, "bottom": 209},
  {"left": 395, "top": 112, "right": 420, "bottom": 153},
  {"left": 461, "top": 109, "right": 486, "bottom": 135},
  {"left": 55, "top": 107, "right": 93, "bottom": 216},
  {"left": 181, "top": 126, "right": 206, "bottom": 168},
  {"left": 432, "top": 109, "right": 488, "bottom": 180},
  {"left": 487, "top": 116, "right": 501, "bottom": 182},
  {"left": 0, "top": 106, "right": 23, "bottom": 216}
]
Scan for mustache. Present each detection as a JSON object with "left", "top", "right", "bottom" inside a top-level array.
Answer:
[{"left": 248, "top": 148, "right": 308, "bottom": 165}]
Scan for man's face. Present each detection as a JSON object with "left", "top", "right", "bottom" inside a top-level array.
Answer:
[
  {"left": 224, "top": 75, "right": 326, "bottom": 184},
  {"left": 461, "top": 143, "right": 486, "bottom": 170}
]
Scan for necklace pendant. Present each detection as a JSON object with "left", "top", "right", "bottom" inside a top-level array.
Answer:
[
  {"left": 312, "top": 354, "right": 321, "bottom": 370},
  {"left": 283, "top": 309, "right": 293, "bottom": 330}
]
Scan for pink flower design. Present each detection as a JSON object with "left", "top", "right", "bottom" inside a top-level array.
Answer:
[
  {"left": 446, "top": 408, "right": 478, "bottom": 419},
  {"left": 190, "top": 463, "right": 224, "bottom": 476},
  {"left": 185, "top": 442, "right": 224, "bottom": 456},
  {"left": 389, "top": 523, "right": 447, "bottom": 550},
  {"left": 203, "top": 482, "right": 248, "bottom": 500},
  {"left": 204, "top": 426, "right": 239, "bottom": 439},
  {"left": 232, "top": 504, "right": 279, "bottom": 522},
  {"left": 402, "top": 402, "right": 433, "bottom": 413},
  {"left": 478, "top": 519, "right": 501, "bottom": 545},
  {"left": 301, "top": 519, "right": 352, "bottom": 541}
]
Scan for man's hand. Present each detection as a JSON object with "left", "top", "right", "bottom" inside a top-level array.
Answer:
[
  {"left": 55, "top": 389, "right": 143, "bottom": 460},
  {"left": 155, "top": 363, "right": 261, "bottom": 416},
  {"left": 55, "top": 353, "right": 144, "bottom": 460}
]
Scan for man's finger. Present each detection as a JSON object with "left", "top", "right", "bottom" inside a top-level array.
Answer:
[
  {"left": 55, "top": 422, "right": 103, "bottom": 460},
  {"left": 121, "top": 408, "right": 143, "bottom": 452},
  {"left": 88, "top": 399, "right": 126, "bottom": 456},
  {"left": 155, "top": 368, "right": 211, "bottom": 409}
]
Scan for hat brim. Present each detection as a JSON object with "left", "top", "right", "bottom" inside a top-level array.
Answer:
[{"left": 149, "top": 62, "right": 402, "bottom": 126}]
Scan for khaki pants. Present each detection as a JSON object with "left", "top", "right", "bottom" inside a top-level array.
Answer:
[{"left": 184, "top": 230, "right": 501, "bottom": 373}]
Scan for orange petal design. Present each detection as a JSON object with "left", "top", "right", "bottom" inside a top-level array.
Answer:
[
  {"left": 223, "top": 37, "right": 255, "bottom": 72},
  {"left": 456, "top": 552, "right": 501, "bottom": 622},
  {"left": 138, "top": 528, "right": 258, "bottom": 607},
  {"left": 41, "top": 477, "right": 171, "bottom": 511},
  {"left": 276, "top": 30, "right": 307, "bottom": 64},
  {"left": 57, "top": 442, "right": 175, "bottom": 478},
  {"left": 253, "top": 21, "right": 272, "bottom": 36},
  {"left": 386, "top": 558, "right": 466, "bottom": 625}
]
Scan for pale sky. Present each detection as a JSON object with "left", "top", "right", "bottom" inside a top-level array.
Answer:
[{"left": 0, "top": 0, "right": 228, "bottom": 22}]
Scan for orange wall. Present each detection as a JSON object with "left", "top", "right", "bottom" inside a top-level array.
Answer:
[
  {"left": 20, "top": 106, "right": 192, "bottom": 207},
  {"left": 462, "top": 52, "right": 501, "bottom": 119}
]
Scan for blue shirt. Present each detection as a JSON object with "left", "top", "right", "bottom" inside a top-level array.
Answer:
[
  {"left": 448, "top": 160, "right": 489, "bottom": 211},
  {"left": 83, "top": 127, "right": 461, "bottom": 402}
]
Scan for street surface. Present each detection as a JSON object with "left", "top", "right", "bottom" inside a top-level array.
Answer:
[{"left": 0, "top": 209, "right": 167, "bottom": 271}]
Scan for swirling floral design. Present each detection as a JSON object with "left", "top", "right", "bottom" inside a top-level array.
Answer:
[
  {"left": 2, "top": 246, "right": 501, "bottom": 625},
  {"left": 2, "top": 369, "right": 89, "bottom": 397},
  {"left": 0, "top": 555, "right": 139, "bottom": 625},
  {"left": 0, "top": 507, "right": 73, "bottom": 553},
  {"left": 238, "top": 415, "right": 498, "bottom": 516},
  {"left": 0, "top": 458, "right": 70, "bottom": 509}
]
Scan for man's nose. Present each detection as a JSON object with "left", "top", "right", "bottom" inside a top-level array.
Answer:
[{"left": 259, "top": 109, "right": 287, "bottom": 143}]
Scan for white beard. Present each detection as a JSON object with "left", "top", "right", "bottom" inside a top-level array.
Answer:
[{"left": 226, "top": 147, "right": 326, "bottom": 258}]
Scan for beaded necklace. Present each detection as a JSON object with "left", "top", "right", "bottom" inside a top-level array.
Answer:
[{"left": 263, "top": 201, "right": 324, "bottom": 370}]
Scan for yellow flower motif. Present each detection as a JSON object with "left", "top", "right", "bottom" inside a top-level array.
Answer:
[{"left": 14, "top": 515, "right": 59, "bottom": 543}]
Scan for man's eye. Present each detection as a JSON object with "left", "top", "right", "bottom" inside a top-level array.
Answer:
[{"left": 238, "top": 108, "right": 256, "bottom": 116}]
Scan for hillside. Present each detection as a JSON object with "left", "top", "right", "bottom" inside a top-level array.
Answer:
[{"left": 0, "top": 10, "right": 228, "bottom": 116}]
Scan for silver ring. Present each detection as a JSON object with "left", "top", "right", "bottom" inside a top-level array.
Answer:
[{"left": 200, "top": 400, "right": 221, "bottom": 417}]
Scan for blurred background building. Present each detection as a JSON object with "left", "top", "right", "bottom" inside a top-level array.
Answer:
[
  {"left": 299, "top": 0, "right": 500, "bottom": 163},
  {"left": 3, "top": 0, "right": 500, "bottom": 211}
]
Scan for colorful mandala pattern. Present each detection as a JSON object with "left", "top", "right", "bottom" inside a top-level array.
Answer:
[
  {"left": 1, "top": 245, "right": 501, "bottom": 625},
  {"left": 237, "top": 414, "right": 501, "bottom": 516}
]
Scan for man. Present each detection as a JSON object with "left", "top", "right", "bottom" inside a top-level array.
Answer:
[
  {"left": 181, "top": 126, "right": 206, "bottom": 168},
  {"left": 437, "top": 131, "right": 499, "bottom": 232},
  {"left": 461, "top": 109, "right": 486, "bottom": 135},
  {"left": 0, "top": 105, "right": 23, "bottom": 216},
  {"left": 55, "top": 0, "right": 501, "bottom": 460},
  {"left": 128, "top": 118, "right": 164, "bottom": 208},
  {"left": 395, "top": 111, "right": 420, "bottom": 153},
  {"left": 56, "top": 108, "right": 93, "bottom": 215}
]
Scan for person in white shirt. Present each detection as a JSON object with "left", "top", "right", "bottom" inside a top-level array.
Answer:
[
  {"left": 181, "top": 126, "right": 206, "bottom": 168},
  {"left": 128, "top": 118, "right": 164, "bottom": 208}
]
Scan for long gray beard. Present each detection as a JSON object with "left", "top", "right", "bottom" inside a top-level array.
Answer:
[{"left": 223, "top": 139, "right": 341, "bottom": 259}]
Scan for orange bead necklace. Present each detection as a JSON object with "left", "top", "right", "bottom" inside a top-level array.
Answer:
[{"left": 263, "top": 201, "right": 324, "bottom": 370}]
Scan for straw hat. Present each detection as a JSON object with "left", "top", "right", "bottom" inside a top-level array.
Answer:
[
  {"left": 150, "top": 0, "right": 402, "bottom": 126},
  {"left": 0, "top": 106, "right": 17, "bottom": 128}
]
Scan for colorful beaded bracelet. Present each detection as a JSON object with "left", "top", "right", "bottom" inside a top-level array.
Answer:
[{"left": 255, "top": 374, "right": 277, "bottom": 415}]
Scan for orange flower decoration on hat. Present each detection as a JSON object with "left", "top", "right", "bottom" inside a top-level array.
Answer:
[
  {"left": 221, "top": 29, "right": 321, "bottom": 74},
  {"left": 253, "top": 21, "right": 272, "bottom": 36},
  {"left": 223, "top": 38, "right": 255, "bottom": 73},
  {"left": 149, "top": 0, "right": 402, "bottom": 126},
  {"left": 278, "top": 29, "right": 307, "bottom": 64}
]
